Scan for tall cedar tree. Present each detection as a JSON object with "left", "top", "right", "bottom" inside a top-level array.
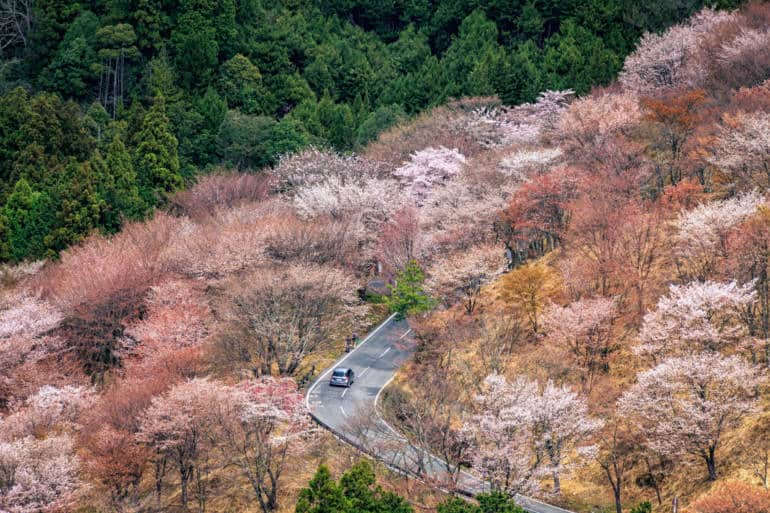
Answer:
[{"left": 134, "top": 96, "right": 183, "bottom": 206}]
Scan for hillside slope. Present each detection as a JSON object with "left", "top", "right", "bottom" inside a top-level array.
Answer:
[{"left": 2, "top": 3, "right": 770, "bottom": 513}]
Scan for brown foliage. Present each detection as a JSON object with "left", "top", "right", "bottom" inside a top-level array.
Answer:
[
  {"left": 364, "top": 100, "right": 492, "bottom": 165},
  {"left": 729, "top": 80, "right": 770, "bottom": 114},
  {"left": 168, "top": 170, "right": 274, "bottom": 220},
  {"left": 698, "top": 3, "right": 770, "bottom": 95},
  {"left": 38, "top": 214, "right": 174, "bottom": 312},
  {"left": 693, "top": 481, "right": 770, "bottom": 513},
  {"left": 51, "top": 288, "right": 148, "bottom": 384},
  {"left": 376, "top": 207, "right": 420, "bottom": 274},
  {"left": 264, "top": 214, "right": 359, "bottom": 269}
]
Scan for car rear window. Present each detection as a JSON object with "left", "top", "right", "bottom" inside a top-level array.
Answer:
[{"left": 332, "top": 369, "right": 347, "bottom": 377}]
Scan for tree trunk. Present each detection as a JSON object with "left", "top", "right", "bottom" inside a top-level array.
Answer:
[
  {"left": 706, "top": 446, "right": 717, "bottom": 481},
  {"left": 552, "top": 470, "right": 561, "bottom": 494}
]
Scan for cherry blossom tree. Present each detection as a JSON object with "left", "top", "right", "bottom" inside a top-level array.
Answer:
[
  {"left": 0, "top": 294, "right": 62, "bottom": 339},
  {"left": 214, "top": 264, "right": 362, "bottom": 376},
  {"left": 709, "top": 111, "right": 770, "bottom": 190},
  {"left": 466, "top": 90, "right": 573, "bottom": 148},
  {"left": 619, "top": 8, "right": 734, "bottom": 94},
  {"left": 165, "top": 214, "right": 270, "bottom": 279},
  {"left": 137, "top": 377, "right": 313, "bottom": 513},
  {"left": 636, "top": 280, "right": 756, "bottom": 358},
  {"left": 499, "top": 148, "right": 562, "bottom": 180},
  {"left": 1, "top": 384, "right": 94, "bottom": 439},
  {"left": 0, "top": 434, "right": 84, "bottom": 513},
  {"left": 619, "top": 353, "right": 760, "bottom": 480},
  {"left": 394, "top": 146, "right": 466, "bottom": 205},
  {"left": 542, "top": 297, "right": 619, "bottom": 392},
  {"left": 292, "top": 175, "right": 401, "bottom": 228},
  {"left": 466, "top": 373, "right": 601, "bottom": 495},
  {"left": 524, "top": 380, "right": 602, "bottom": 494},
  {"left": 674, "top": 190, "right": 764, "bottom": 281},
  {"left": 554, "top": 92, "right": 642, "bottom": 164},
  {"left": 708, "top": 18, "right": 770, "bottom": 93},
  {"left": 427, "top": 244, "right": 506, "bottom": 314},
  {"left": 273, "top": 147, "right": 391, "bottom": 194},
  {"left": 218, "top": 377, "right": 315, "bottom": 513},
  {"left": 137, "top": 378, "right": 242, "bottom": 511},
  {"left": 464, "top": 373, "right": 542, "bottom": 495},
  {"left": 419, "top": 173, "right": 511, "bottom": 257}
]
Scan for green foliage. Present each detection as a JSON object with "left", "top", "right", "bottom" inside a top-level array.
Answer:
[
  {"left": 0, "top": 0, "right": 736, "bottom": 261},
  {"left": 218, "top": 110, "right": 308, "bottom": 170},
  {"left": 387, "top": 260, "right": 436, "bottom": 318},
  {"left": 296, "top": 461, "right": 413, "bottom": 513},
  {"left": 40, "top": 11, "right": 101, "bottom": 98},
  {"left": 44, "top": 160, "right": 105, "bottom": 255},
  {"left": 356, "top": 104, "right": 405, "bottom": 146},
  {"left": 630, "top": 501, "right": 652, "bottom": 513},
  {"left": 0, "top": 179, "right": 56, "bottom": 262},
  {"left": 134, "top": 96, "right": 183, "bottom": 204},
  {"left": 94, "top": 132, "right": 147, "bottom": 232},
  {"left": 437, "top": 492, "right": 525, "bottom": 513}
]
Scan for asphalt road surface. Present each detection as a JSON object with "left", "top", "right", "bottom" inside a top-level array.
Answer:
[{"left": 305, "top": 313, "right": 574, "bottom": 513}]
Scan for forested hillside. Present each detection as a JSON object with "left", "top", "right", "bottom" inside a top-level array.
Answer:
[
  {"left": 0, "top": 0, "right": 737, "bottom": 261},
  {"left": 3, "top": 2, "right": 770, "bottom": 513}
]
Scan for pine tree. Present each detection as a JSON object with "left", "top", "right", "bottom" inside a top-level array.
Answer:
[
  {"left": 134, "top": 95, "right": 183, "bottom": 205},
  {"left": 295, "top": 465, "right": 349, "bottom": 513},
  {"left": 94, "top": 132, "right": 146, "bottom": 232},
  {"left": 44, "top": 160, "right": 105, "bottom": 255},
  {"left": 387, "top": 259, "right": 436, "bottom": 318},
  {"left": 0, "top": 178, "right": 55, "bottom": 262}
]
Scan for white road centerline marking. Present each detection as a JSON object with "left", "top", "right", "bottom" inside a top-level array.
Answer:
[
  {"left": 399, "top": 329, "right": 412, "bottom": 340},
  {"left": 340, "top": 406, "right": 347, "bottom": 417},
  {"left": 341, "top": 388, "right": 347, "bottom": 398},
  {"left": 359, "top": 366, "right": 370, "bottom": 377},
  {"left": 378, "top": 347, "right": 391, "bottom": 358}
]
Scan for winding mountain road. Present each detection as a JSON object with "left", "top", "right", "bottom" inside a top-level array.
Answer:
[{"left": 305, "top": 313, "right": 574, "bottom": 513}]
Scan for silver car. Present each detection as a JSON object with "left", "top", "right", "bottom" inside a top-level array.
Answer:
[{"left": 330, "top": 367, "right": 355, "bottom": 387}]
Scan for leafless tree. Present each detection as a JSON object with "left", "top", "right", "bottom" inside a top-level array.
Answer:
[{"left": 0, "top": 0, "right": 32, "bottom": 54}]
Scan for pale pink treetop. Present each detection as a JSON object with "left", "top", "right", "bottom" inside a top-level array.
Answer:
[
  {"left": 618, "top": 353, "right": 759, "bottom": 471},
  {"left": 418, "top": 173, "right": 513, "bottom": 254},
  {"left": 542, "top": 297, "right": 618, "bottom": 347},
  {"left": 709, "top": 112, "right": 770, "bottom": 186},
  {"left": 0, "top": 434, "right": 84, "bottom": 513},
  {"left": 554, "top": 92, "right": 642, "bottom": 155},
  {"left": 479, "top": 90, "right": 575, "bottom": 148},
  {"left": 394, "top": 146, "right": 467, "bottom": 205},
  {"left": 637, "top": 280, "right": 756, "bottom": 357},
  {"left": 465, "top": 373, "right": 601, "bottom": 494},
  {"left": 619, "top": 8, "right": 735, "bottom": 94},
  {"left": 0, "top": 294, "right": 63, "bottom": 339},
  {"left": 292, "top": 175, "right": 402, "bottom": 227},
  {"left": 499, "top": 148, "right": 563, "bottom": 180},
  {"left": 674, "top": 190, "right": 764, "bottom": 278},
  {"left": 717, "top": 27, "right": 770, "bottom": 67},
  {"left": 1, "top": 384, "right": 95, "bottom": 440},
  {"left": 273, "top": 147, "right": 391, "bottom": 193}
]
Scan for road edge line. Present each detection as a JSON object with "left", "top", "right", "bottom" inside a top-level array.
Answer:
[{"left": 305, "top": 311, "right": 398, "bottom": 412}]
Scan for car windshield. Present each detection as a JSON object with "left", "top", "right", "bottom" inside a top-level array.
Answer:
[{"left": 332, "top": 369, "right": 347, "bottom": 377}]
